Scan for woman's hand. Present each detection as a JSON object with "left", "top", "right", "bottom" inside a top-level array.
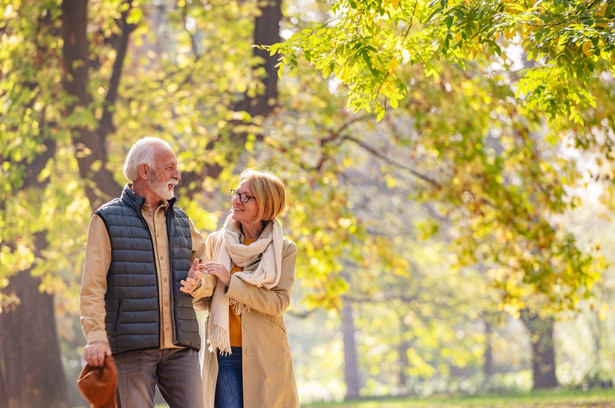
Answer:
[{"left": 204, "top": 262, "right": 231, "bottom": 287}]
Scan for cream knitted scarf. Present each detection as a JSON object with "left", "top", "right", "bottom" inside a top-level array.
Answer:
[{"left": 206, "top": 216, "right": 284, "bottom": 355}]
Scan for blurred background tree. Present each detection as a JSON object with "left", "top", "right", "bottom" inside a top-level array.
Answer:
[{"left": 1, "top": 0, "right": 614, "bottom": 406}]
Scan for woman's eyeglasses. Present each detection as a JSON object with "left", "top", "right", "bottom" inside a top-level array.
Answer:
[{"left": 231, "top": 189, "right": 256, "bottom": 203}]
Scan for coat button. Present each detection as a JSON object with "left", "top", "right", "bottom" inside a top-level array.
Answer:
[{"left": 245, "top": 349, "right": 253, "bottom": 357}]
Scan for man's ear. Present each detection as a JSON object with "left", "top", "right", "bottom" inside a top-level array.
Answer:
[{"left": 138, "top": 163, "right": 149, "bottom": 179}]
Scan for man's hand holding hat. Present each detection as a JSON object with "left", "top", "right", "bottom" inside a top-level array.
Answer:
[{"left": 83, "top": 341, "right": 111, "bottom": 367}]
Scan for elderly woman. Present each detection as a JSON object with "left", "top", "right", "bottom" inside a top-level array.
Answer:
[{"left": 192, "top": 169, "right": 300, "bottom": 408}]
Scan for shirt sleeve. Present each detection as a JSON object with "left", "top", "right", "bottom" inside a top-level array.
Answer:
[{"left": 79, "top": 214, "right": 111, "bottom": 345}]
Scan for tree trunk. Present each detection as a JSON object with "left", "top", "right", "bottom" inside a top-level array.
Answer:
[
  {"left": 0, "top": 117, "right": 68, "bottom": 406},
  {"left": 0, "top": 234, "right": 70, "bottom": 408},
  {"left": 63, "top": 0, "right": 123, "bottom": 207},
  {"left": 397, "top": 316, "right": 410, "bottom": 390},
  {"left": 181, "top": 0, "right": 283, "bottom": 194},
  {"left": 233, "top": 0, "right": 281, "bottom": 117},
  {"left": 341, "top": 299, "right": 361, "bottom": 400},
  {"left": 483, "top": 320, "right": 494, "bottom": 377},
  {"left": 520, "top": 309, "right": 558, "bottom": 390}
]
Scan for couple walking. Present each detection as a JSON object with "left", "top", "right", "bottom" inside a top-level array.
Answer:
[{"left": 79, "top": 137, "right": 299, "bottom": 408}]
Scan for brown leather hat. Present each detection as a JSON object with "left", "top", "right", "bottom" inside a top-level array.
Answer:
[{"left": 77, "top": 355, "right": 117, "bottom": 408}]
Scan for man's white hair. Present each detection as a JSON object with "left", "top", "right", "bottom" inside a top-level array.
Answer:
[{"left": 123, "top": 137, "right": 173, "bottom": 181}]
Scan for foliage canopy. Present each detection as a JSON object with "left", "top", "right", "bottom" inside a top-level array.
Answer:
[
  {"left": 271, "top": 0, "right": 615, "bottom": 311},
  {"left": 274, "top": 0, "right": 615, "bottom": 124}
]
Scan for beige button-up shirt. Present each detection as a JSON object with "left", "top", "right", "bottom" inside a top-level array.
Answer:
[{"left": 80, "top": 199, "right": 212, "bottom": 348}]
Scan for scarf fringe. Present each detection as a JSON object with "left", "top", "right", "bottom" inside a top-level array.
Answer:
[
  {"left": 230, "top": 298, "right": 251, "bottom": 315},
  {"left": 207, "top": 322, "right": 232, "bottom": 355}
]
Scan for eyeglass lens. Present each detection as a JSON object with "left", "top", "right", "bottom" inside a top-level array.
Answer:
[{"left": 231, "top": 189, "right": 253, "bottom": 203}]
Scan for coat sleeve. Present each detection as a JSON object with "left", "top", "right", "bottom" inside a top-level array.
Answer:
[
  {"left": 191, "top": 231, "right": 220, "bottom": 312},
  {"left": 226, "top": 239, "right": 298, "bottom": 317},
  {"left": 189, "top": 220, "right": 216, "bottom": 300}
]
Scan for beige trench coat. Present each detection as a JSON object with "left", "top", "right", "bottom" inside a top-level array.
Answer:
[{"left": 194, "top": 230, "right": 300, "bottom": 408}]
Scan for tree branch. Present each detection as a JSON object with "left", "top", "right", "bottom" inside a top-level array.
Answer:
[{"left": 341, "top": 134, "right": 441, "bottom": 187}]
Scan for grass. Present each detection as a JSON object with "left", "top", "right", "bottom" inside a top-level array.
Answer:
[
  {"left": 302, "top": 388, "right": 615, "bottom": 407},
  {"left": 151, "top": 389, "right": 615, "bottom": 408}
]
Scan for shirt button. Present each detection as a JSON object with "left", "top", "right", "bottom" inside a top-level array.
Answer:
[
  {"left": 165, "top": 327, "right": 170, "bottom": 331},
  {"left": 244, "top": 323, "right": 251, "bottom": 330},
  {"left": 245, "top": 349, "right": 253, "bottom": 357},
  {"left": 160, "top": 255, "right": 164, "bottom": 260},
  {"left": 164, "top": 302, "right": 169, "bottom": 307}
]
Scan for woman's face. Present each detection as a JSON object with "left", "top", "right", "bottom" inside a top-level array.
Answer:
[{"left": 230, "top": 180, "right": 260, "bottom": 225}]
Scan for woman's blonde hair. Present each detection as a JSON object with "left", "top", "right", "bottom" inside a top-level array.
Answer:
[{"left": 239, "top": 169, "right": 286, "bottom": 222}]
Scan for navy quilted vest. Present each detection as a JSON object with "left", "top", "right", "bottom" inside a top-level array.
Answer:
[{"left": 95, "top": 184, "right": 200, "bottom": 354}]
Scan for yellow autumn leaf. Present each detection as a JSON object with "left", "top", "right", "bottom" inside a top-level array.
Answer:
[
  {"left": 384, "top": 173, "right": 397, "bottom": 188},
  {"left": 599, "top": 303, "right": 609, "bottom": 320},
  {"left": 388, "top": 57, "right": 399, "bottom": 75}
]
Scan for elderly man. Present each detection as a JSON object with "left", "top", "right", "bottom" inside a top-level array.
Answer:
[{"left": 80, "top": 137, "right": 215, "bottom": 407}]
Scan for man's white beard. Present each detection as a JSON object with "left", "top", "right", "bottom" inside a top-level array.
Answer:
[{"left": 149, "top": 170, "right": 176, "bottom": 200}]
